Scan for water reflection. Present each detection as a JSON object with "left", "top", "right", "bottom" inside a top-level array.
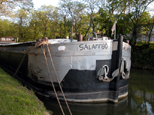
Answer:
[
  {"left": 38, "top": 97, "right": 128, "bottom": 115},
  {"left": 38, "top": 69, "right": 154, "bottom": 115},
  {"left": 128, "top": 69, "right": 154, "bottom": 115}
]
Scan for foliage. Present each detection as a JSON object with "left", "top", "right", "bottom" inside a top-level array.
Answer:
[
  {"left": 0, "top": 19, "right": 18, "bottom": 37},
  {"left": 60, "top": 0, "right": 88, "bottom": 38},
  {"left": 0, "top": 68, "right": 47, "bottom": 115},
  {"left": 131, "top": 42, "right": 154, "bottom": 70},
  {"left": 0, "top": 0, "right": 154, "bottom": 43},
  {"left": 0, "top": 0, "right": 33, "bottom": 16},
  {"left": 95, "top": 8, "right": 115, "bottom": 37},
  {"left": 125, "top": 0, "right": 154, "bottom": 47}
]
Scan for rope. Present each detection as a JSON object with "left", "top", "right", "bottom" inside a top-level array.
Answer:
[
  {"left": 42, "top": 47, "right": 65, "bottom": 115},
  {"left": 14, "top": 40, "right": 72, "bottom": 115},
  {"left": 97, "top": 65, "right": 116, "bottom": 82},
  {"left": 13, "top": 50, "right": 28, "bottom": 77},
  {"left": 120, "top": 59, "right": 130, "bottom": 79},
  {"left": 46, "top": 44, "right": 72, "bottom": 115}
]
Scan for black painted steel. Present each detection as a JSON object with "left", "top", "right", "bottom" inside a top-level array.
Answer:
[{"left": 109, "top": 36, "right": 123, "bottom": 101}]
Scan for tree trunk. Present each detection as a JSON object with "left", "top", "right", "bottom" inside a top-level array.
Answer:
[
  {"left": 148, "top": 23, "right": 154, "bottom": 44},
  {"left": 44, "top": 25, "right": 47, "bottom": 37}
]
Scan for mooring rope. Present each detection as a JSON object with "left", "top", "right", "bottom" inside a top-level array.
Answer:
[
  {"left": 46, "top": 43, "right": 72, "bottom": 115},
  {"left": 13, "top": 50, "right": 28, "bottom": 77},
  {"left": 14, "top": 39, "right": 72, "bottom": 115},
  {"left": 42, "top": 46, "right": 65, "bottom": 115}
]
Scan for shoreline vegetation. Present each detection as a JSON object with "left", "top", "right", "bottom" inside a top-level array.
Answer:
[
  {"left": 131, "top": 42, "right": 154, "bottom": 70},
  {"left": 0, "top": 68, "right": 51, "bottom": 115}
]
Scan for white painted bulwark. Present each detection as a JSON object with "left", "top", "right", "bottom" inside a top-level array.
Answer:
[{"left": 28, "top": 40, "right": 113, "bottom": 83}]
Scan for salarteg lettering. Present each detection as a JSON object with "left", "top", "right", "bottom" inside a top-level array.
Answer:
[{"left": 79, "top": 43, "right": 108, "bottom": 51}]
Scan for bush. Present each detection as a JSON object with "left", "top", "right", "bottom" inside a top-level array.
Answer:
[{"left": 131, "top": 43, "right": 154, "bottom": 70}]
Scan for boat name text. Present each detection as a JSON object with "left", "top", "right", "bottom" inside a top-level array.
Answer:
[{"left": 78, "top": 43, "right": 108, "bottom": 51}]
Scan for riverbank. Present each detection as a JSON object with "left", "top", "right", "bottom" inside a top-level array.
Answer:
[
  {"left": 0, "top": 68, "right": 51, "bottom": 115},
  {"left": 131, "top": 42, "right": 154, "bottom": 70}
]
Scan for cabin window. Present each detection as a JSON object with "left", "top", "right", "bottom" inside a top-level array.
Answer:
[
  {"left": 7, "top": 38, "right": 10, "bottom": 41},
  {"left": 1, "top": 38, "right": 5, "bottom": 41}
]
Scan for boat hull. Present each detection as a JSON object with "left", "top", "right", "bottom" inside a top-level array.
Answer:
[{"left": 0, "top": 38, "right": 131, "bottom": 103}]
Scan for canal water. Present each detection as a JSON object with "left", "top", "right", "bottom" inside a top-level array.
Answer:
[{"left": 38, "top": 69, "right": 154, "bottom": 115}]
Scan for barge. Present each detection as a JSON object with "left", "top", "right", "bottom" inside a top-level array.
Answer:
[{"left": 0, "top": 34, "right": 131, "bottom": 103}]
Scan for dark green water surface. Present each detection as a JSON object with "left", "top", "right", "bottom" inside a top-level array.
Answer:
[{"left": 39, "top": 69, "right": 154, "bottom": 115}]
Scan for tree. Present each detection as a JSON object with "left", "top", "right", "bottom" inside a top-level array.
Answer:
[
  {"left": 94, "top": 0, "right": 124, "bottom": 38},
  {"left": 48, "top": 7, "right": 62, "bottom": 38},
  {"left": 80, "top": 0, "right": 102, "bottom": 39},
  {"left": 124, "top": 0, "right": 154, "bottom": 47},
  {"left": 0, "top": 19, "right": 19, "bottom": 37},
  {"left": 0, "top": 19, "right": 11, "bottom": 36},
  {"left": 83, "top": 0, "right": 100, "bottom": 32},
  {"left": 15, "top": 9, "right": 29, "bottom": 41},
  {"left": 95, "top": 8, "right": 115, "bottom": 37},
  {"left": 147, "top": 16, "right": 154, "bottom": 43},
  {"left": 138, "top": 13, "right": 154, "bottom": 44},
  {"left": 29, "top": 10, "right": 43, "bottom": 40},
  {"left": 30, "top": 5, "right": 64, "bottom": 39},
  {"left": 0, "top": 0, "right": 33, "bottom": 16},
  {"left": 96, "top": 0, "right": 154, "bottom": 45},
  {"left": 36, "top": 5, "right": 54, "bottom": 37},
  {"left": 59, "top": 2, "right": 71, "bottom": 38},
  {"left": 60, "top": 0, "right": 87, "bottom": 38}
]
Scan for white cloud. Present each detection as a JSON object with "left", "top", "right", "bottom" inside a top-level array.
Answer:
[{"left": 33, "top": 0, "right": 59, "bottom": 9}]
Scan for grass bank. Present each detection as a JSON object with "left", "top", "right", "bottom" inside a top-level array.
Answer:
[
  {"left": 131, "top": 42, "right": 154, "bottom": 70},
  {"left": 0, "top": 68, "right": 49, "bottom": 115}
]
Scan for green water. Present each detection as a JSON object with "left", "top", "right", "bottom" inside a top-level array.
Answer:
[
  {"left": 127, "top": 69, "right": 154, "bottom": 115},
  {"left": 39, "top": 69, "right": 154, "bottom": 115}
]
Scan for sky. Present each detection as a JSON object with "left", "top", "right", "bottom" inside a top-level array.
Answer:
[
  {"left": 32, "top": 0, "right": 154, "bottom": 16},
  {"left": 33, "top": 0, "right": 60, "bottom": 9}
]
